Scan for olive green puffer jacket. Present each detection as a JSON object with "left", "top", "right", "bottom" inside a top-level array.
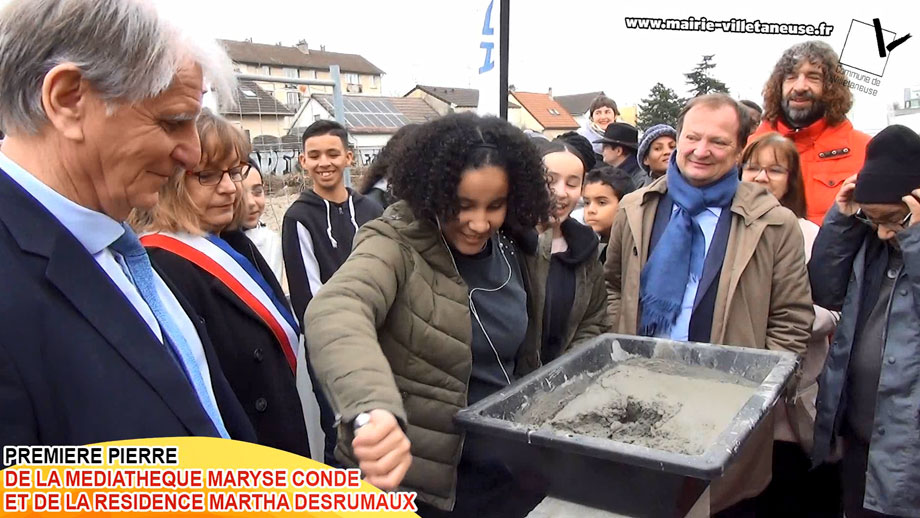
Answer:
[{"left": 305, "top": 201, "right": 548, "bottom": 510}]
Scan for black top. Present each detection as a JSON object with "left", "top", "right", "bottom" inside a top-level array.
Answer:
[
  {"left": 452, "top": 234, "right": 528, "bottom": 405},
  {"left": 147, "top": 230, "right": 309, "bottom": 457},
  {"left": 542, "top": 218, "right": 599, "bottom": 362}
]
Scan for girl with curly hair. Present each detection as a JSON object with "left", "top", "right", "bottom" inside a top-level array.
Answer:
[
  {"left": 533, "top": 132, "right": 609, "bottom": 363},
  {"left": 305, "top": 113, "right": 557, "bottom": 516}
]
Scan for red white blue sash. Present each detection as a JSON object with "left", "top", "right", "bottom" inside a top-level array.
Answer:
[{"left": 140, "top": 232, "right": 299, "bottom": 373}]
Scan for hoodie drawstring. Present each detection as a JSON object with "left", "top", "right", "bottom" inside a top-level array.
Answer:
[
  {"left": 323, "top": 199, "right": 338, "bottom": 248},
  {"left": 347, "top": 197, "right": 359, "bottom": 236},
  {"left": 324, "top": 195, "right": 359, "bottom": 249}
]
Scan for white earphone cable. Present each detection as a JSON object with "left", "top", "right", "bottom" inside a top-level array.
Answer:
[{"left": 437, "top": 219, "right": 513, "bottom": 385}]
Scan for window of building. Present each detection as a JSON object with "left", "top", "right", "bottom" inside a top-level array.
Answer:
[
  {"left": 547, "top": 108, "right": 560, "bottom": 115},
  {"left": 345, "top": 73, "right": 359, "bottom": 84},
  {"left": 241, "top": 89, "right": 257, "bottom": 98},
  {"left": 303, "top": 69, "right": 317, "bottom": 79},
  {"left": 286, "top": 91, "right": 300, "bottom": 107},
  {"left": 283, "top": 67, "right": 298, "bottom": 79},
  {"left": 371, "top": 75, "right": 379, "bottom": 88},
  {"left": 261, "top": 65, "right": 270, "bottom": 75}
]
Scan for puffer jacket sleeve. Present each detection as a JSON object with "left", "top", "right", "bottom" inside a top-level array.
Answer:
[
  {"left": 569, "top": 258, "right": 611, "bottom": 349},
  {"left": 305, "top": 228, "right": 409, "bottom": 431},
  {"left": 604, "top": 209, "right": 628, "bottom": 325},
  {"left": 808, "top": 205, "right": 869, "bottom": 310},
  {"left": 766, "top": 215, "right": 814, "bottom": 355}
]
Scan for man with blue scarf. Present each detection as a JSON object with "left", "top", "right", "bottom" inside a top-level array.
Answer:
[{"left": 604, "top": 94, "right": 814, "bottom": 516}]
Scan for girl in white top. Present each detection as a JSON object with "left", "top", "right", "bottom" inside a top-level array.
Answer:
[{"left": 241, "top": 160, "right": 284, "bottom": 285}]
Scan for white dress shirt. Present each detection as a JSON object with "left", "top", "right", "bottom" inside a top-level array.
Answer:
[{"left": 668, "top": 206, "right": 722, "bottom": 341}]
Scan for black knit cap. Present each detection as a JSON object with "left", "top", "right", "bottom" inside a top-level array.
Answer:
[{"left": 854, "top": 125, "right": 920, "bottom": 204}]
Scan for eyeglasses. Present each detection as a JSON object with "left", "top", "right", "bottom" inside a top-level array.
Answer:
[
  {"left": 741, "top": 163, "right": 789, "bottom": 178},
  {"left": 188, "top": 165, "right": 250, "bottom": 186},
  {"left": 854, "top": 208, "right": 912, "bottom": 230}
]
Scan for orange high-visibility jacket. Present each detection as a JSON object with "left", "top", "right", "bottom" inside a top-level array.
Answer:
[{"left": 751, "top": 118, "right": 871, "bottom": 225}]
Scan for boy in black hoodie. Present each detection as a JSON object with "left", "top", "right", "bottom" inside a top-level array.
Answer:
[{"left": 282, "top": 120, "right": 383, "bottom": 464}]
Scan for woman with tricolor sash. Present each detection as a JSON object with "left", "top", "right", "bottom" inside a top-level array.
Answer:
[{"left": 129, "top": 109, "right": 311, "bottom": 458}]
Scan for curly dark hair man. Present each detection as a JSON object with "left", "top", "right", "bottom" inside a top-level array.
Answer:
[
  {"left": 751, "top": 40, "right": 871, "bottom": 225},
  {"left": 391, "top": 112, "right": 552, "bottom": 232},
  {"left": 761, "top": 40, "right": 853, "bottom": 127}
]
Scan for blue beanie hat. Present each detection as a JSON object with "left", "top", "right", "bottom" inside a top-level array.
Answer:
[{"left": 637, "top": 124, "right": 677, "bottom": 174}]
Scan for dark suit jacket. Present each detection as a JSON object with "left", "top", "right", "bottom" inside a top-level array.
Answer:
[
  {"left": 0, "top": 168, "right": 255, "bottom": 459},
  {"left": 147, "top": 231, "right": 309, "bottom": 457}
]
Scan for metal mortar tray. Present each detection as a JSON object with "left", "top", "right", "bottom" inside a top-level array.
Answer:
[{"left": 454, "top": 334, "right": 798, "bottom": 516}]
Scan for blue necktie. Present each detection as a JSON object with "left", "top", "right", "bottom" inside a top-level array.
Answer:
[{"left": 110, "top": 225, "right": 230, "bottom": 439}]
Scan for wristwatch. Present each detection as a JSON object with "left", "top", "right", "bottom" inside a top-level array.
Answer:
[{"left": 353, "top": 412, "right": 371, "bottom": 432}]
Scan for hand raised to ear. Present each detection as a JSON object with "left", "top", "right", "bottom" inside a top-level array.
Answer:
[
  {"left": 835, "top": 174, "right": 859, "bottom": 217},
  {"left": 900, "top": 188, "right": 920, "bottom": 228}
]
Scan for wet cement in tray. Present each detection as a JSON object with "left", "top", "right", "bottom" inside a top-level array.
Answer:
[{"left": 526, "top": 358, "right": 758, "bottom": 455}]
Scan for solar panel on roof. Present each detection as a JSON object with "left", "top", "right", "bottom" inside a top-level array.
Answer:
[
  {"left": 353, "top": 113, "right": 373, "bottom": 127},
  {"left": 331, "top": 97, "right": 414, "bottom": 129},
  {"left": 380, "top": 101, "right": 398, "bottom": 114}
]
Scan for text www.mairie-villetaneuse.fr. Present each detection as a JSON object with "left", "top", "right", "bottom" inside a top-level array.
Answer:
[{"left": 624, "top": 16, "right": 833, "bottom": 37}]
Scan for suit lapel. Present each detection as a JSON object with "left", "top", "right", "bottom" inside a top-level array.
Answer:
[{"left": 0, "top": 169, "right": 218, "bottom": 437}]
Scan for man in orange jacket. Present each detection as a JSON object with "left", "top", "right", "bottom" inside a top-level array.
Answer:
[{"left": 751, "top": 41, "right": 871, "bottom": 225}]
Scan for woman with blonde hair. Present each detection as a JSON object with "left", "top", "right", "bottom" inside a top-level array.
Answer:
[{"left": 131, "top": 109, "right": 309, "bottom": 457}]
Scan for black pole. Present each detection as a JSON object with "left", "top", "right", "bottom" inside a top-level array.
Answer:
[{"left": 499, "top": 0, "right": 510, "bottom": 120}]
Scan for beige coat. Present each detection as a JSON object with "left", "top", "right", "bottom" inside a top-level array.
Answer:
[
  {"left": 604, "top": 176, "right": 814, "bottom": 512},
  {"left": 774, "top": 219, "right": 839, "bottom": 453}
]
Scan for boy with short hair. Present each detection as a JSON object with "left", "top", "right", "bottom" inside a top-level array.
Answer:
[
  {"left": 583, "top": 165, "right": 634, "bottom": 262},
  {"left": 282, "top": 120, "right": 383, "bottom": 464}
]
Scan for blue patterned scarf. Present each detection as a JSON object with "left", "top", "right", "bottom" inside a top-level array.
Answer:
[{"left": 639, "top": 155, "right": 739, "bottom": 336}]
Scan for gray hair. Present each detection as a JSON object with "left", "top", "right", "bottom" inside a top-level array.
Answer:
[{"left": 0, "top": 0, "right": 237, "bottom": 135}]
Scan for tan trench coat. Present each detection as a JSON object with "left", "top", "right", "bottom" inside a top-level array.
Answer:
[{"left": 604, "top": 176, "right": 814, "bottom": 512}]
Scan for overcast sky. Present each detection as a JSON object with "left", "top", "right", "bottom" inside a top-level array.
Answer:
[{"left": 5, "top": 0, "right": 918, "bottom": 132}]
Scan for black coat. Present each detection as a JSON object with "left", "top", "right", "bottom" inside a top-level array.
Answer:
[
  {"left": 147, "top": 230, "right": 309, "bottom": 457},
  {"left": 0, "top": 169, "right": 256, "bottom": 458}
]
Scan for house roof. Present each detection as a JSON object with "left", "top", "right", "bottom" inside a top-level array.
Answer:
[
  {"left": 223, "top": 80, "right": 295, "bottom": 116},
  {"left": 220, "top": 39, "right": 385, "bottom": 76},
  {"left": 555, "top": 91, "right": 605, "bottom": 117},
  {"left": 510, "top": 91, "right": 579, "bottom": 130},
  {"left": 411, "top": 85, "right": 479, "bottom": 107},
  {"left": 406, "top": 84, "right": 521, "bottom": 109},
  {"left": 306, "top": 94, "right": 440, "bottom": 134}
]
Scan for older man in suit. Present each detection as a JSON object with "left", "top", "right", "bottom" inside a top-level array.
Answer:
[{"left": 0, "top": 0, "right": 255, "bottom": 453}]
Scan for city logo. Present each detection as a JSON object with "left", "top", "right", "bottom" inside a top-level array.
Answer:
[{"left": 839, "top": 18, "right": 911, "bottom": 77}]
